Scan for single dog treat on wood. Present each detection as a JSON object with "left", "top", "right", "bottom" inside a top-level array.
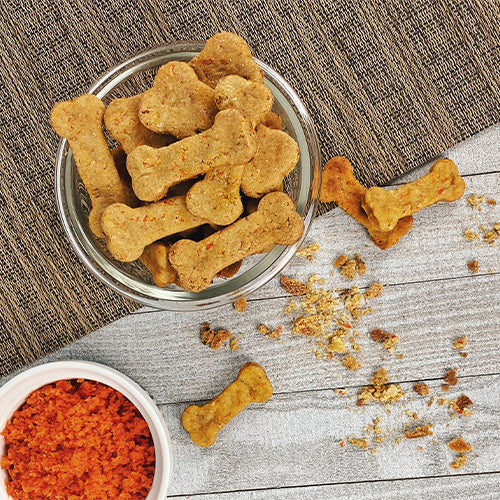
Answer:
[
  {"left": 214, "top": 75, "right": 273, "bottom": 128},
  {"left": 104, "top": 94, "right": 174, "bottom": 154},
  {"left": 186, "top": 164, "right": 245, "bottom": 226},
  {"left": 241, "top": 125, "right": 299, "bottom": 198},
  {"left": 127, "top": 109, "right": 257, "bottom": 202},
  {"left": 181, "top": 362, "right": 273, "bottom": 447},
  {"left": 139, "top": 242, "right": 177, "bottom": 287},
  {"left": 138, "top": 62, "right": 217, "bottom": 138},
  {"left": 101, "top": 196, "right": 207, "bottom": 262},
  {"left": 362, "top": 158, "right": 465, "bottom": 232},
  {"left": 50, "top": 94, "right": 136, "bottom": 238},
  {"left": 169, "top": 192, "right": 304, "bottom": 292},
  {"left": 320, "top": 157, "right": 413, "bottom": 249},
  {"left": 189, "top": 32, "right": 264, "bottom": 89}
]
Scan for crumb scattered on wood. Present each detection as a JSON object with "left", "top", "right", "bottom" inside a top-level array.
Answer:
[
  {"left": 342, "top": 355, "right": 361, "bottom": 370},
  {"left": 357, "top": 368, "right": 404, "bottom": 406},
  {"left": 370, "top": 328, "right": 399, "bottom": 353},
  {"left": 467, "top": 260, "right": 479, "bottom": 273},
  {"left": 348, "top": 437, "right": 368, "bottom": 450},
  {"left": 444, "top": 369, "right": 458, "bottom": 386},
  {"left": 464, "top": 229, "right": 478, "bottom": 241},
  {"left": 200, "top": 323, "right": 235, "bottom": 350},
  {"left": 280, "top": 275, "right": 307, "bottom": 296},
  {"left": 450, "top": 455, "right": 467, "bottom": 469},
  {"left": 448, "top": 437, "right": 473, "bottom": 453},
  {"left": 413, "top": 383, "right": 429, "bottom": 396},
  {"left": 364, "top": 283, "right": 383, "bottom": 299},
  {"left": 234, "top": 298, "right": 247, "bottom": 313},
  {"left": 467, "top": 194, "right": 484, "bottom": 209},
  {"left": 442, "top": 384, "right": 450, "bottom": 392},
  {"left": 453, "top": 336, "right": 468, "bottom": 350},
  {"left": 334, "top": 254, "right": 367, "bottom": 279},
  {"left": 404, "top": 424, "right": 433, "bottom": 439},
  {"left": 295, "top": 243, "right": 320, "bottom": 261},
  {"left": 229, "top": 338, "right": 240, "bottom": 351}
]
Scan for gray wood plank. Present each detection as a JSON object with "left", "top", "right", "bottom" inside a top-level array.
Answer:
[
  {"left": 9, "top": 274, "right": 497, "bottom": 406},
  {"left": 163, "top": 374, "right": 500, "bottom": 496},
  {"left": 169, "top": 472, "right": 500, "bottom": 499}
]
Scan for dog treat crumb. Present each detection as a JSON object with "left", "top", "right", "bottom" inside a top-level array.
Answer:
[
  {"left": 280, "top": 276, "right": 308, "bottom": 296},
  {"left": 234, "top": 298, "right": 247, "bottom": 313},
  {"left": 348, "top": 438, "right": 368, "bottom": 450},
  {"left": 230, "top": 338, "right": 240, "bottom": 351},
  {"left": 284, "top": 299, "right": 298, "bottom": 314},
  {"left": 364, "top": 283, "right": 383, "bottom": 299},
  {"left": 257, "top": 324, "right": 270, "bottom": 335},
  {"left": 444, "top": 369, "right": 458, "bottom": 386},
  {"left": 414, "top": 383, "right": 429, "bottom": 396},
  {"left": 358, "top": 368, "right": 404, "bottom": 406},
  {"left": 404, "top": 424, "right": 433, "bottom": 439},
  {"left": 464, "top": 229, "right": 478, "bottom": 241},
  {"left": 295, "top": 243, "right": 320, "bottom": 261},
  {"left": 334, "top": 255, "right": 349, "bottom": 268},
  {"left": 448, "top": 437, "right": 473, "bottom": 453},
  {"left": 467, "top": 260, "right": 479, "bottom": 273},
  {"left": 200, "top": 323, "right": 232, "bottom": 350},
  {"left": 269, "top": 327, "right": 282, "bottom": 339},
  {"left": 454, "top": 394, "right": 473, "bottom": 412},
  {"left": 484, "top": 228, "right": 499, "bottom": 244},
  {"left": 329, "top": 337, "right": 346, "bottom": 352},
  {"left": 467, "top": 194, "right": 484, "bottom": 209},
  {"left": 450, "top": 455, "right": 467, "bottom": 470},
  {"left": 342, "top": 355, "right": 361, "bottom": 370},
  {"left": 454, "top": 336, "right": 468, "bottom": 350},
  {"left": 442, "top": 384, "right": 450, "bottom": 392},
  {"left": 427, "top": 396, "right": 435, "bottom": 407},
  {"left": 370, "top": 329, "right": 399, "bottom": 353}
]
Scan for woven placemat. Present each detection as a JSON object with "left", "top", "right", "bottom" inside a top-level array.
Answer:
[{"left": 1, "top": 0, "right": 499, "bottom": 377}]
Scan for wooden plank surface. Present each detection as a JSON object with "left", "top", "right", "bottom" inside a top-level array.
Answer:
[{"left": 1, "top": 124, "right": 499, "bottom": 498}]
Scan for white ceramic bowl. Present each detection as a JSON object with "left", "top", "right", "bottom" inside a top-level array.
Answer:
[{"left": 0, "top": 361, "right": 172, "bottom": 500}]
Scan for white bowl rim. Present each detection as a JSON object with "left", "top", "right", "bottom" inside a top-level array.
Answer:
[{"left": 0, "top": 360, "right": 172, "bottom": 500}]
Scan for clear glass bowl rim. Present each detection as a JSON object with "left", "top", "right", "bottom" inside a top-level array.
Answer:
[{"left": 55, "top": 41, "right": 322, "bottom": 311}]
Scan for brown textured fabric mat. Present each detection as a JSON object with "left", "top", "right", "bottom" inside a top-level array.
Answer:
[{"left": 1, "top": 0, "right": 499, "bottom": 377}]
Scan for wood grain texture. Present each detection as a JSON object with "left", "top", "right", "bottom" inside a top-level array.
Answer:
[
  {"left": 1, "top": 126, "right": 499, "bottom": 497},
  {"left": 162, "top": 374, "right": 500, "bottom": 495}
]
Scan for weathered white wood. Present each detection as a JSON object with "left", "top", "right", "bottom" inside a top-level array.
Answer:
[
  {"left": 163, "top": 374, "right": 500, "bottom": 496},
  {"left": 9, "top": 273, "right": 498, "bottom": 405},
  {"left": 170, "top": 472, "right": 500, "bottom": 499}
]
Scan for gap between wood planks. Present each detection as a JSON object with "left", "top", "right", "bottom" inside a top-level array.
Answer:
[
  {"left": 157, "top": 371, "right": 500, "bottom": 408},
  {"left": 166, "top": 471, "right": 500, "bottom": 498}
]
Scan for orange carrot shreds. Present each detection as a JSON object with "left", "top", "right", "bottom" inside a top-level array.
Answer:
[{"left": 1, "top": 379, "right": 155, "bottom": 500}]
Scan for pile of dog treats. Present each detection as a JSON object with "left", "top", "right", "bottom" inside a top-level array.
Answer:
[{"left": 51, "top": 32, "right": 304, "bottom": 292}]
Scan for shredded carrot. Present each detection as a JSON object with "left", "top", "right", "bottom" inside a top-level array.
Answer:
[{"left": 1, "top": 379, "right": 155, "bottom": 500}]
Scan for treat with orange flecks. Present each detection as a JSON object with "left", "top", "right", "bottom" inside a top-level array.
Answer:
[
  {"left": 241, "top": 125, "right": 299, "bottom": 198},
  {"left": 186, "top": 163, "right": 245, "bottom": 226},
  {"left": 127, "top": 109, "right": 257, "bottom": 202},
  {"left": 101, "top": 196, "right": 208, "bottom": 262},
  {"left": 189, "top": 32, "right": 264, "bottom": 89},
  {"left": 169, "top": 192, "right": 304, "bottom": 292},
  {"left": 139, "top": 62, "right": 217, "bottom": 138},
  {"left": 50, "top": 94, "right": 137, "bottom": 237},
  {"left": 320, "top": 157, "right": 413, "bottom": 249},
  {"left": 216, "top": 260, "right": 243, "bottom": 278},
  {"left": 139, "top": 242, "right": 177, "bottom": 287},
  {"left": 362, "top": 158, "right": 465, "bottom": 232},
  {"left": 181, "top": 362, "right": 273, "bottom": 447},
  {"left": 214, "top": 75, "right": 273, "bottom": 128},
  {"left": 104, "top": 94, "right": 174, "bottom": 154}
]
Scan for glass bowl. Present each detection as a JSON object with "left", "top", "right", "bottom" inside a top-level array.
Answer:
[{"left": 55, "top": 42, "right": 321, "bottom": 311}]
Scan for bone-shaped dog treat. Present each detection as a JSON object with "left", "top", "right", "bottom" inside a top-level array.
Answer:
[
  {"left": 214, "top": 75, "right": 273, "bottom": 128},
  {"left": 190, "top": 32, "right": 264, "bottom": 89},
  {"left": 169, "top": 192, "right": 304, "bottom": 292},
  {"left": 127, "top": 109, "right": 257, "bottom": 202},
  {"left": 50, "top": 94, "right": 136, "bottom": 238},
  {"left": 241, "top": 125, "right": 299, "bottom": 198},
  {"left": 101, "top": 196, "right": 208, "bottom": 262},
  {"left": 139, "top": 242, "right": 177, "bottom": 287},
  {"left": 181, "top": 362, "right": 273, "bottom": 447},
  {"left": 319, "top": 157, "right": 413, "bottom": 250},
  {"left": 105, "top": 94, "right": 174, "bottom": 154},
  {"left": 362, "top": 158, "right": 465, "bottom": 232},
  {"left": 185, "top": 164, "right": 245, "bottom": 226},
  {"left": 138, "top": 62, "right": 217, "bottom": 138}
]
